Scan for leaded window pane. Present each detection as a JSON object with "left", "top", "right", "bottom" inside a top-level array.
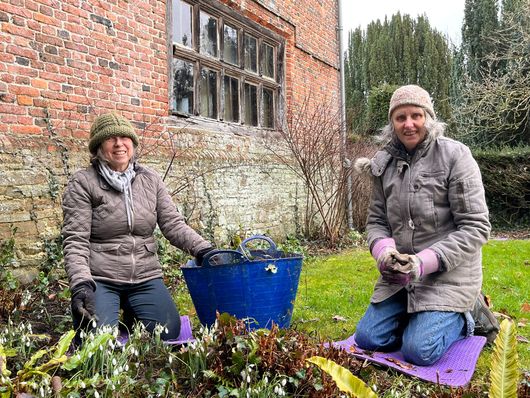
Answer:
[
  {"left": 173, "top": 0, "right": 192, "bottom": 47},
  {"left": 200, "top": 68, "right": 217, "bottom": 118},
  {"left": 223, "top": 24, "right": 239, "bottom": 65},
  {"left": 173, "top": 58, "right": 194, "bottom": 113},
  {"left": 199, "top": 11, "right": 218, "bottom": 57},
  {"left": 224, "top": 76, "right": 239, "bottom": 122},
  {"left": 262, "top": 43, "right": 274, "bottom": 78},
  {"left": 244, "top": 83, "right": 257, "bottom": 126},
  {"left": 244, "top": 33, "right": 257, "bottom": 73},
  {"left": 263, "top": 87, "right": 274, "bottom": 128}
]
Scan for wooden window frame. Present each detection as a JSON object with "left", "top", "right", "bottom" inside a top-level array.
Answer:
[{"left": 169, "top": 0, "right": 284, "bottom": 129}]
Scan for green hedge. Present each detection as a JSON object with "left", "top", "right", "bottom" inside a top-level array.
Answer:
[{"left": 473, "top": 146, "right": 530, "bottom": 229}]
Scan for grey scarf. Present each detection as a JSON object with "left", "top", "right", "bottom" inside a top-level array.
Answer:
[{"left": 97, "top": 160, "right": 136, "bottom": 230}]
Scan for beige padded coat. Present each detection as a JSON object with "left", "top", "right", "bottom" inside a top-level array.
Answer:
[
  {"left": 365, "top": 134, "right": 491, "bottom": 313},
  {"left": 62, "top": 163, "right": 211, "bottom": 290}
]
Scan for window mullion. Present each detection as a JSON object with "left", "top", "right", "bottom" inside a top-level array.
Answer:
[{"left": 192, "top": 4, "right": 200, "bottom": 53}]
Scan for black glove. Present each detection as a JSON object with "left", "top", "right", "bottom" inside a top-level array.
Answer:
[
  {"left": 71, "top": 281, "right": 96, "bottom": 322},
  {"left": 195, "top": 246, "right": 215, "bottom": 266}
]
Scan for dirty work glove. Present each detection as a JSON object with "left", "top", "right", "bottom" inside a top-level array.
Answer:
[
  {"left": 384, "top": 249, "right": 440, "bottom": 286},
  {"left": 71, "top": 281, "right": 96, "bottom": 322},
  {"left": 195, "top": 246, "right": 215, "bottom": 266},
  {"left": 371, "top": 238, "right": 399, "bottom": 277}
]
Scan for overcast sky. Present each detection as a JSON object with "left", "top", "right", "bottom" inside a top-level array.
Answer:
[{"left": 340, "top": 0, "right": 465, "bottom": 46}]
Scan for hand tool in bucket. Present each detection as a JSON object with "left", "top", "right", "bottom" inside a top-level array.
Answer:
[{"left": 181, "top": 235, "right": 303, "bottom": 330}]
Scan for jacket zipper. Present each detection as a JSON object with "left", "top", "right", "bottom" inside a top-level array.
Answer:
[{"left": 129, "top": 194, "right": 136, "bottom": 283}]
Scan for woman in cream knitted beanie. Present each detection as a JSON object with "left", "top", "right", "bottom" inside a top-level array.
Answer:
[{"left": 350, "top": 84, "right": 495, "bottom": 365}]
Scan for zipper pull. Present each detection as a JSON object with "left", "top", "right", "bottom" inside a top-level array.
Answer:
[{"left": 408, "top": 218, "right": 415, "bottom": 230}]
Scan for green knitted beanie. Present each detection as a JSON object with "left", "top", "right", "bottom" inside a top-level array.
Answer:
[{"left": 88, "top": 113, "right": 139, "bottom": 154}]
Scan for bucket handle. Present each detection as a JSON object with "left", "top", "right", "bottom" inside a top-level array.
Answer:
[
  {"left": 201, "top": 249, "right": 247, "bottom": 267},
  {"left": 238, "top": 235, "right": 277, "bottom": 259}
]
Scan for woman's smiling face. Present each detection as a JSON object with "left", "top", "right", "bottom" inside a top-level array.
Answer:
[
  {"left": 101, "top": 136, "right": 134, "bottom": 172},
  {"left": 391, "top": 105, "right": 427, "bottom": 152}
]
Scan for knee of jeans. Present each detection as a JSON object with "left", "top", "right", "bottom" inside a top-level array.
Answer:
[
  {"left": 401, "top": 338, "right": 443, "bottom": 366},
  {"left": 354, "top": 325, "right": 377, "bottom": 350}
]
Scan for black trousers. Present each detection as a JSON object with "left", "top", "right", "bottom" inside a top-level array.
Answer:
[{"left": 72, "top": 278, "right": 181, "bottom": 341}]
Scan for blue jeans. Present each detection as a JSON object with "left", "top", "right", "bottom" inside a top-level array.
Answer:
[
  {"left": 355, "top": 289, "right": 466, "bottom": 366},
  {"left": 73, "top": 278, "right": 181, "bottom": 342}
]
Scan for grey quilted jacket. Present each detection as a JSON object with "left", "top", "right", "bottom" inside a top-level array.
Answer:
[
  {"left": 62, "top": 163, "right": 211, "bottom": 290},
  {"left": 365, "top": 134, "right": 491, "bottom": 313}
]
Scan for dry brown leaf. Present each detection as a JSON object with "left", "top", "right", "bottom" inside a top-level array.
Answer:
[
  {"left": 516, "top": 335, "right": 529, "bottom": 344},
  {"left": 521, "top": 303, "right": 530, "bottom": 313},
  {"left": 385, "top": 357, "right": 415, "bottom": 370}
]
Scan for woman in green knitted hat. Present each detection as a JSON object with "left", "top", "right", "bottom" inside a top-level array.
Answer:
[{"left": 62, "top": 112, "right": 214, "bottom": 345}]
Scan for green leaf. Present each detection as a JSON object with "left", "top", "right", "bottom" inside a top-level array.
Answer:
[
  {"left": 62, "top": 332, "right": 113, "bottom": 371},
  {"left": 52, "top": 330, "right": 75, "bottom": 359},
  {"left": 488, "top": 319, "right": 519, "bottom": 398},
  {"left": 306, "top": 356, "right": 378, "bottom": 398}
]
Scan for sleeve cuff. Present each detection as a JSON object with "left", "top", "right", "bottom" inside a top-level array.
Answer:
[
  {"left": 371, "top": 238, "right": 396, "bottom": 260},
  {"left": 417, "top": 248, "right": 440, "bottom": 275}
]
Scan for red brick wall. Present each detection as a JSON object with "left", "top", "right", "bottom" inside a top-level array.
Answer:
[{"left": 1, "top": 0, "right": 339, "bottom": 139}]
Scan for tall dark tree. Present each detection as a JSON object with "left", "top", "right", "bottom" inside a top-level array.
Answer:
[
  {"left": 344, "top": 13, "right": 452, "bottom": 134},
  {"left": 461, "top": 0, "right": 499, "bottom": 81}
]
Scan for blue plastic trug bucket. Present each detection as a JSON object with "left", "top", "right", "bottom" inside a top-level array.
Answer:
[{"left": 181, "top": 236, "right": 303, "bottom": 329}]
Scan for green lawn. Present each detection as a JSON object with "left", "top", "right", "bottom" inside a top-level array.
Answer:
[{"left": 291, "top": 239, "right": 530, "bottom": 378}]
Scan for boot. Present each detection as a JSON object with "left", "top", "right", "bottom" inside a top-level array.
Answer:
[{"left": 472, "top": 292, "right": 500, "bottom": 344}]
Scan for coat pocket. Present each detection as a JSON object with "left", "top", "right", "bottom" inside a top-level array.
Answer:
[
  {"left": 135, "top": 241, "right": 160, "bottom": 279},
  {"left": 90, "top": 242, "right": 125, "bottom": 279}
]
